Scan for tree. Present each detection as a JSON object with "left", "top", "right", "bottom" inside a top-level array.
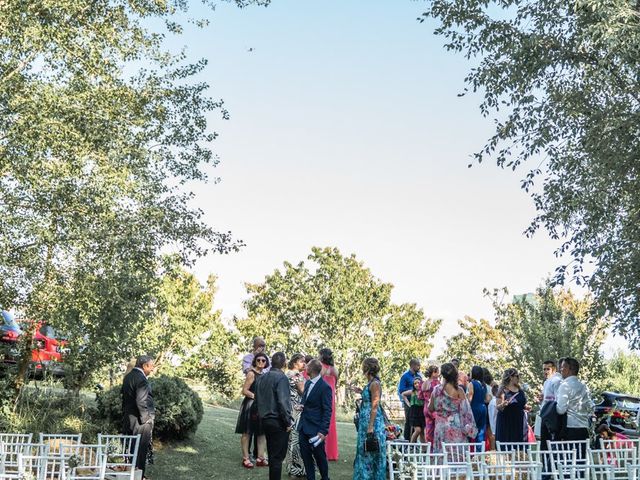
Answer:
[
  {"left": 0, "top": 1, "right": 251, "bottom": 392},
  {"left": 490, "top": 282, "right": 609, "bottom": 395},
  {"left": 235, "top": 247, "right": 441, "bottom": 392},
  {"left": 421, "top": 0, "right": 640, "bottom": 346},
  {"left": 440, "top": 316, "right": 510, "bottom": 379},
  {"left": 605, "top": 351, "right": 640, "bottom": 397}
]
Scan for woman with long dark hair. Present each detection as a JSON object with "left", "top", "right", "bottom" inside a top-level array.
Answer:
[
  {"left": 285, "top": 353, "right": 306, "bottom": 477},
  {"left": 429, "top": 363, "right": 477, "bottom": 453},
  {"left": 320, "top": 347, "right": 339, "bottom": 461},
  {"left": 467, "top": 365, "right": 491, "bottom": 443},
  {"left": 495, "top": 368, "right": 527, "bottom": 443}
]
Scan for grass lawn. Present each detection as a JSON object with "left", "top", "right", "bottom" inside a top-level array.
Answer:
[{"left": 148, "top": 405, "right": 358, "bottom": 480}]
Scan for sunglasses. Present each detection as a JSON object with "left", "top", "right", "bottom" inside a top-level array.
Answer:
[{"left": 256, "top": 359, "right": 267, "bottom": 363}]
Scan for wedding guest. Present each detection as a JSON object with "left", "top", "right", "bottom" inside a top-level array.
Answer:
[
  {"left": 298, "top": 359, "right": 333, "bottom": 480},
  {"left": 285, "top": 353, "right": 306, "bottom": 478},
  {"left": 402, "top": 377, "right": 425, "bottom": 442},
  {"left": 487, "top": 383, "right": 499, "bottom": 450},
  {"left": 256, "top": 352, "right": 293, "bottom": 480},
  {"left": 320, "top": 347, "right": 340, "bottom": 461},
  {"left": 429, "top": 363, "right": 477, "bottom": 454},
  {"left": 421, "top": 365, "right": 440, "bottom": 445},
  {"left": 467, "top": 365, "right": 491, "bottom": 443},
  {"left": 450, "top": 358, "right": 469, "bottom": 391},
  {"left": 236, "top": 352, "right": 269, "bottom": 469},
  {"left": 556, "top": 357, "right": 594, "bottom": 460},
  {"left": 243, "top": 336, "right": 268, "bottom": 374},
  {"left": 496, "top": 368, "right": 527, "bottom": 444},
  {"left": 353, "top": 358, "right": 386, "bottom": 480},
  {"left": 397, "top": 358, "right": 422, "bottom": 441},
  {"left": 538, "top": 359, "right": 563, "bottom": 450}
]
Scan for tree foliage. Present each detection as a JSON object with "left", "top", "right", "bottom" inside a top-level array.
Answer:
[
  {"left": 0, "top": 0, "right": 249, "bottom": 391},
  {"left": 421, "top": 0, "right": 640, "bottom": 346},
  {"left": 235, "top": 247, "right": 441, "bottom": 391},
  {"left": 605, "top": 351, "right": 640, "bottom": 397}
]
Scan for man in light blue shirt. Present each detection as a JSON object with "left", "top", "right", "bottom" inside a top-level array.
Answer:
[{"left": 397, "top": 358, "right": 422, "bottom": 441}]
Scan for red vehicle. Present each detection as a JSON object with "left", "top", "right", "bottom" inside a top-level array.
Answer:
[{"left": 1, "top": 310, "right": 65, "bottom": 377}]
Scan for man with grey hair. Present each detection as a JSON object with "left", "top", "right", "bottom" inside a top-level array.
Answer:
[
  {"left": 122, "top": 355, "right": 155, "bottom": 480},
  {"left": 243, "top": 336, "right": 268, "bottom": 374}
]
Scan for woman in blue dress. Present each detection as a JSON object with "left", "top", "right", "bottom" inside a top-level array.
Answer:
[
  {"left": 353, "top": 357, "right": 386, "bottom": 480},
  {"left": 467, "top": 365, "right": 491, "bottom": 443}
]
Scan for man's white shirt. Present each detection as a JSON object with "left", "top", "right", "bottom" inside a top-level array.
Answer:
[
  {"left": 535, "top": 371, "right": 563, "bottom": 435},
  {"left": 556, "top": 375, "right": 594, "bottom": 429},
  {"left": 305, "top": 375, "right": 321, "bottom": 398}
]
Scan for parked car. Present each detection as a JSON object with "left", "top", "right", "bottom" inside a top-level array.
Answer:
[
  {"left": 594, "top": 391, "right": 640, "bottom": 438},
  {"left": 0, "top": 310, "right": 66, "bottom": 378}
]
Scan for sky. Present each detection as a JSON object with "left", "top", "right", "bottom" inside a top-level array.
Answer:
[{"left": 166, "top": 0, "right": 628, "bottom": 356}]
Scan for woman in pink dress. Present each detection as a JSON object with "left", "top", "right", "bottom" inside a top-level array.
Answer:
[
  {"left": 420, "top": 365, "right": 441, "bottom": 446},
  {"left": 320, "top": 348, "right": 339, "bottom": 461}
]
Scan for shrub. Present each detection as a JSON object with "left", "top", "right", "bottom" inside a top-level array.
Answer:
[{"left": 96, "top": 374, "right": 204, "bottom": 441}]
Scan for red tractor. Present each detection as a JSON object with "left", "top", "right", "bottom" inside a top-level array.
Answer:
[{"left": 1, "top": 310, "right": 66, "bottom": 377}]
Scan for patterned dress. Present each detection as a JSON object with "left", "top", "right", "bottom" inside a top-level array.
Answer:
[
  {"left": 431, "top": 384, "right": 478, "bottom": 454},
  {"left": 421, "top": 378, "right": 441, "bottom": 446},
  {"left": 353, "top": 379, "right": 386, "bottom": 480},
  {"left": 286, "top": 370, "right": 305, "bottom": 477}
]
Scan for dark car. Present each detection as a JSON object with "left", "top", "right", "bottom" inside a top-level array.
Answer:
[{"left": 594, "top": 391, "right": 640, "bottom": 438}]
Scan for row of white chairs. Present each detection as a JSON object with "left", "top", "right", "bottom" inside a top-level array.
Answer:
[
  {"left": 388, "top": 439, "right": 640, "bottom": 480},
  {"left": 0, "top": 433, "right": 140, "bottom": 480}
]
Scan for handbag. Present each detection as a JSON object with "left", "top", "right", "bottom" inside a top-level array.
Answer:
[{"left": 364, "top": 432, "right": 380, "bottom": 452}]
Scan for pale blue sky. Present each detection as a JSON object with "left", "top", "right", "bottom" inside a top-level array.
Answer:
[{"left": 169, "top": 0, "right": 626, "bottom": 355}]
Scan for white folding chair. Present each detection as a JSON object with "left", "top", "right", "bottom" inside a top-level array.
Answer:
[
  {"left": 466, "top": 450, "right": 513, "bottom": 478},
  {"left": 39, "top": 434, "right": 82, "bottom": 454},
  {"left": 600, "top": 437, "right": 640, "bottom": 456},
  {"left": 589, "top": 447, "right": 636, "bottom": 479},
  {"left": 60, "top": 444, "right": 107, "bottom": 480},
  {"left": 626, "top": 464, "right": 640, "bottom": 480},
  {"left": 543, "top": 448, "right": 578, "bottom": 480},
  {"left": 559, "top": 463, "right": 614, "bottom": 480},
  {"left": 18, "top": 453, "right": 65, "bottom": 480},
  {"left": 548, "top": 440, "right": 590, "bottom": 464},
  {"left": 1, "top": 442, "right": 49, "bottom": 478},
  {"left": 396, "top": 452, "right": 446, "bottom": 480},
  {"left": 97, "top": 434, "right": 140, "bottom": 480},
  {"left": 413, "top": 464, "right": 471, "bottom": 480},
  {"left": 442, "top": 442, "right": 483, "bottom": 477},
  {"left": 497, "top": 440, "right": 541, "bottom": 463},
  {"left": 480, "top": 462, "right": 543, "bottom": 479}
]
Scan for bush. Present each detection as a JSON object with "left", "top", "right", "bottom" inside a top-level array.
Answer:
[
  {"left": 0, "top": 386, "right": 113, "bottom": 441},
  {"left": 96, "top": 374, "right": 204, "bottom": 441}
]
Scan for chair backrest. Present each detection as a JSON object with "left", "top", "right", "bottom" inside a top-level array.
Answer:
[
  {"left": 0, "top": 434, "right": 33, "bottom": 446},
  {"left": 559, "top": 463, "right": 615, "bottom": 480},
  {"left": 542, "top": 448, "right": 578, "bottom": 479},
  {"left": 39, "top": 433, "right": 82, "bottom": 454},
  {"left": 480, "top": 463, "right": 543, "bottom": 480},
  {"left": 1, "top": 442, "right": 50, "bottom": 474},
  {"left": 414, "top": 464, "right": 471, "bottom": 480},
  {"left": 97, "top": 434, "right": 140, "bottom": 480},
  {"left": 60, "top": 444, "right": 107, "bottom": 480},
  {"left": 442, "top": 442, "right": 484, "bottom": 465},
  {"left": 626, "top": 464, "right": 640, "bottom": 480},
  {"left": 600, "top": 437, "right": 640, "bottom": 456},
  {"left": 18, "top": 453, "right": 65, "bottom": 480},
  {"left": 466, "top": 450, "right": 513, "bottom": 478},
  {"left": 589, "top": 447, "right": 636, "bottom": 479},
  {"left": 548, "top": 439, "right": 590, "bottom": 462},
  {"left": 496, "top": 440, "right": 541, "bottom": 462}
]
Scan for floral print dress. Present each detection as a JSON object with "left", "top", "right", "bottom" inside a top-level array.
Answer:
[
  {"left": 353, "top": 379, "right": 387, "bottom": 480},
  {"left": 431, "top": 384, "right": 478, "bottom": 454}
]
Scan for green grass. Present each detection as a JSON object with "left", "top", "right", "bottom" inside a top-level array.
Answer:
[{"left": 149, "top": 405, "right": 357, "bottom": 480}]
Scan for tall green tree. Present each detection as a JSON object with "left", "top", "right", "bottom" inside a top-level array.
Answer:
[
  {"left": 0, "top": 1, "right": 251, "bottom": 391},
  {"left": 490, "top": 283, "right": 609, "bottom": 394},
  {"left": 235, "top": 247, "right": 441, "bottom": 391},
  {"left": 421, "top": 0, "right": 640, "bottom": 346},
  {"left": 605, "top": 351, "right": 640, "bottom": 397},
  {"left": 440, "top": 316, "right": 510, "bottom": 379}
]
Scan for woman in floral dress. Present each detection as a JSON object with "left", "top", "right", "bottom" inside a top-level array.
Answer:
[
  {"left": 428, "top": 362, "right": 478, "bottom": 454},
  {"left": 421, "top": 365, "right": 441, "bottom": 446},
  {"left": 285, "top": 354, "right": 306, "bottom": 478},
  {"left": 353, "top": 357, "right": 386, "bottom": 480}
]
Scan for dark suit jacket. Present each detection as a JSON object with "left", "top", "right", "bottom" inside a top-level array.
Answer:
[
  {"left": 121, "top": 368, "right": 155, "bottom": 432},
  {"left": 297, "top": 376, "right": 332, "bottom": 436}
]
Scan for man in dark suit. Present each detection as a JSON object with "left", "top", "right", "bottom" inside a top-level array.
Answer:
[
  {"left": 298, "top": 359, "right": 332, "bottom": 480},
  {"left": 122, "top": 355, "right": 155, "bottom": 480},
  {"left": 256, "top": 351, "right": 293, "bottom": 480}
]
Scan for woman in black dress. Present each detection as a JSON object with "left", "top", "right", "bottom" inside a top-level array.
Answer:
[
  {"left": 236, "top": 352, "right": 269, "bottom": 468},
  {"left": 495, "top": 368, "right": 527, "bottom": 445}
]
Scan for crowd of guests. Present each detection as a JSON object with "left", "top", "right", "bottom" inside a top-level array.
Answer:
[
  {"left": 397, "top": 356, "right": 595, "bottom": 458},
  {"left": 234, "top": 337, "right": 596, "bottom": 480}
]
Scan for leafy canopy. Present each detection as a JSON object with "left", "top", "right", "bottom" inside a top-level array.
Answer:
[{"left": 421, "top": 0, "right": 640, "bottom": 346}]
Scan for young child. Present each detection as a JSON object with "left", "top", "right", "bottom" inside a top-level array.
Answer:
[{"left": 403, "top": 377, "right": 426, "bottom": 443}]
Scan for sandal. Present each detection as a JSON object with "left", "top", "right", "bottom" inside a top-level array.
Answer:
[
  {"left": 256, "top": 457, "right": 269, "bottom": 467},
  {"left": 242, "top": 457, "right": 254, "bottom": 469}
]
